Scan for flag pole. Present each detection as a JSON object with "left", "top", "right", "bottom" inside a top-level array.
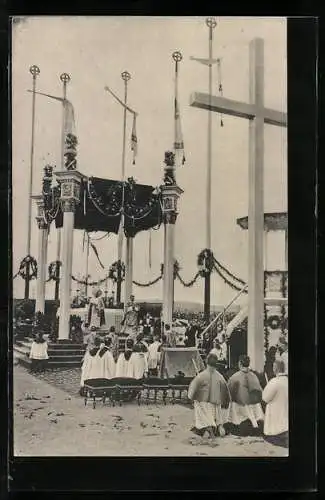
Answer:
[
  {"left": 85, "top": 232, "right": 90, "bottom": 298},
  {"left": 25, "top": 65, "right": 40, "bottom": 299},
  {"left": 173, "top": 51, "right": 181, "bottom": 168},
  {"left": 54, "top": 72, "right": 70, "bottom": 301},
  {"left": 116, "top": 70, "right": 131, "bottom": 308},
  {"left": 204, "top": 17, "right": 217, "bottom": 323}
]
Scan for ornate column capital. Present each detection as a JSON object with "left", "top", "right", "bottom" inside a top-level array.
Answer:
[
  {"left": 160, "top": 184, "right": 183, "bottom": 225},
  {"left": 32, "top": 194, "right": 48, "bottom": 230},
  {"left": 55, "top": 170, "right": 84, "bottom": 213}
]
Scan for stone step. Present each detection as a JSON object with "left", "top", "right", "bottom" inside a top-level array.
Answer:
[
  {"left": 47, "top": 349, "right": 85, "bottom": 356},
  {"left": 47, "top": 354, "right": 84, "bottom": 363},
  {"left": 48, "top": 343, "right": 85, "bottom": 350},
  {"left": 47, "top": 360, "right": 82, "bottom": 367},
  {"left": 14, "top": 339, "right": 32, "bottom": 347},
  {"left": 15, "top": 354, "right": 32, "bottom": 369},
  {"left": 13, "top": 345, "right": 30, "bottom": 357}
]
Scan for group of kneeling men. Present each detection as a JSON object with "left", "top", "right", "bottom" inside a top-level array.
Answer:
[
  {"left": 80, "top": 328, "right": 288, "bottom": 449},
  {"left": 188, "top": 353, "right": 288, "bottom": 448},
  {"left": 80, "top": 328, "right": 164, "bottom": 390}
]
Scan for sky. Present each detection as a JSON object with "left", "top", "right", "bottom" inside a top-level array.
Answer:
[{"left": 11, "top": 16, "right": 287, "bottom": 306}]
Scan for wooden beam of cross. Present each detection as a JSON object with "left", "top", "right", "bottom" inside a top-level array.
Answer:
[
  {"left": 190, "top": 92, "right": 287, "bottom": 127},
  {"left": 190, "top": 38, "right": 287, "bottom": 372}
]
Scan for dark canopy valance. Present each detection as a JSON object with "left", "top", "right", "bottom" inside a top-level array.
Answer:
[{"left": 52, "top": 176, "right": 162, "bottom": 237}]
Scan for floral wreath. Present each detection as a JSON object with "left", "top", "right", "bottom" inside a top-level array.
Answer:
[
  {"left": 48, "top": 261, "right": 62, "bottom": 282},
  {"left": 197, "top": 249, "right": 215, "bottom": 277},
  {"left": 17, "top": 256, "right": 37, "bottom": 281},
  {"left": 108, "top": 261, "right": 125, "bottom": 283},
  {"left": 267, "top": 315, "right": 282, "bottom": 330}
]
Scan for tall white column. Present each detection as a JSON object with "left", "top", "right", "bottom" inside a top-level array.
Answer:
[
  {"left": 284, "top": 228, "right": 288, "bottom": 272},
  {"left": 161, "top": 184, "right": 183, "bottom": 328},
  {"left": 124, "top": 236, "right": 134, "bottom": 311},
  {"left": 56, "top": 170, "right": 83, "bottom": 341},
  {"left": 33, "top": 195, "right": 49, "bottom": 314},
  {"left": 248, "top": 38, "right": 265, "bottom": 373}
]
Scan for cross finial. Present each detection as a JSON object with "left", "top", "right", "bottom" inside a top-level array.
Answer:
[
  {"left": 172, "top": 51, "right": 183, "bottom": 62},
  {"left": 206, "top": 17, "right": 217, "bottom": 29},
  {"left": 60, "top": 73, "right": 71, "bottom": 84},
  {"left": 29, "top": 65, "right": 40, "bottom": 78},
  {"left": 121, "top": 71, "right": 131, "bottom": 82}
]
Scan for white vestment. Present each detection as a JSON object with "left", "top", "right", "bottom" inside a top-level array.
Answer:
[
  {"left": 262, "top": 374, "right": 288, "bottom": 436},
  {"left": 87, "top": 296, "right": 105, "bottom": 329},
  {"left": 194, "top": 402, "right": 228, "bottom": 429},
  {"left": 80, "top": 350, "right": 102, "bottom": 387},
  {"left": 147, "top": 341, "right": 161, "bottom": 369},
  {"left": 116, "top": 352, "right": 132, "bottom": 378},
  {"left": 127, "top": 352, "right": 148, "bottom": 379},
  {"left": 228, "top": 402, "right": 264, "bottom": 428},
  {"left": 29, "top": 341, "right": 48, "bottom": 360},
  {"left": 99, "top": 349, "right": 116, "bottom": 379}
]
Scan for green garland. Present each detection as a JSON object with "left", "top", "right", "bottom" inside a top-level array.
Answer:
[
  {"left": 133, "top": 273, "right": 162, "bottom": 287},
  {"left": 176, "top": 271, "right": 200, "bottom": 288},
  {"left": 71, "top": 273, "right": 110, "bottom": 287},
  {"left": 213, "top": 257, "right": 246, "bottom": 286},
  {"left": 87, "top": 178, "right": 122, "bottom": 217}
]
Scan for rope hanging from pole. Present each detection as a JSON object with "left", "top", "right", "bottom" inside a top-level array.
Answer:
[{"left": 217, "top": 57, "right": 224, "bottom": 127}]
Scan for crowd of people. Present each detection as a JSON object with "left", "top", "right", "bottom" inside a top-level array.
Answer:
[{"left": 27, "top": 289, "right": 288, "bottom": 449}]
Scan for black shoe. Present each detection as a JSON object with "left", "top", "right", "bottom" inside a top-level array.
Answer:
[{"left": 190, "top": 426, "right": 204, "bottom": 437}]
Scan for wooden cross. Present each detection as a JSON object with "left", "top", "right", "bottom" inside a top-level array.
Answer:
[{"left": 190, "top": 38, "right": 287, "bottom": 371}]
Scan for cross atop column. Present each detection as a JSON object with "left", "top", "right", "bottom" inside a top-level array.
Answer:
[{"left": 190, "top": 38, "right": 287, "bottom": 371}]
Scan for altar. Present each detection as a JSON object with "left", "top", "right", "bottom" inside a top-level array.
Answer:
[{"left": 60, "top": 307, "right": 124, "bottom": 333}]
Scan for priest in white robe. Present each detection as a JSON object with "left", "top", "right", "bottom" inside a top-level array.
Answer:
[
  {"left": 87, "top": 287, "right": 105, "bottom": 331},
  {"left": 97, "top": 337, "right": 116, "bottom": 379},
  {"left": 115, "top": 338, "right": 134, "bottom": 378},
  {"left": 262, "top": 359, "right": 288, "bottom": 448},
  {"left": 147, "top": 333, "right": 162, "bottom": 377},
  {"left": 127, "top": 342, "right": 148, "bottom": 380},
  {"left": 80, "top": 336, "right": 103, "bottom": 391}
]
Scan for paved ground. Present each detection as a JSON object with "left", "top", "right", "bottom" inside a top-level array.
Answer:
[{"left": 13, "top": 365, "right": 287, "bottom": 457}]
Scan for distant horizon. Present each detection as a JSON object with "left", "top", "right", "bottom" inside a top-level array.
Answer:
[
  {"left": 13, "top": 296, "right": 240, "bottom": 312},
  {"left": 12, "top": 17, "right": 287, "bottom": 307}
]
